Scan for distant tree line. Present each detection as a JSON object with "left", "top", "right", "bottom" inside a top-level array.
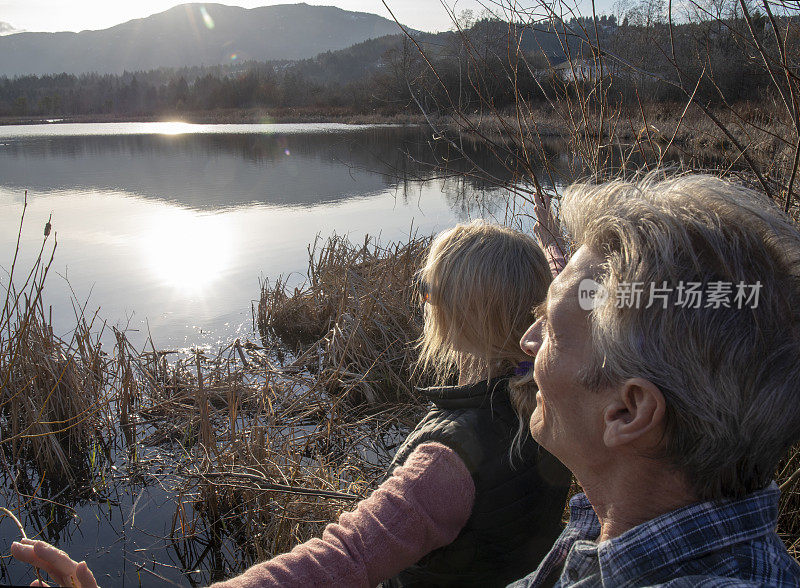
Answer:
[
  {"left": 0, "top": 9, "right": 796, "bottom": 119},
  {"left": 0, "top": 19, "right": 557, "bottom": 118}
]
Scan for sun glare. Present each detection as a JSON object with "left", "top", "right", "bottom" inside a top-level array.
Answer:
[
  {"left": 140, "top": 209, "right": 233, "bottom": 296},
  {"left": 153, "top": 121, "right": 195, "bottom": 135}
]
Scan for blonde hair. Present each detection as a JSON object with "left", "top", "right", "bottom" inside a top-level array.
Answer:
[
  {"left": 562, "top": 172, "right": 800, "bottom": 499},
  {"left": 415, "top": 219, "right": 551, "bottom": 391}
]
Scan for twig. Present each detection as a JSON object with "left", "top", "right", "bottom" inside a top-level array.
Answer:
[
  {"left": 0, "top": 506, "right": 26, "bottom": 538},
  {"left": 0, "top": 507, "right": 44, "bottom": 585},
  {"left": 193, "top": 468, "right": 362, "bottom": 500},
  {"left": 780, "top": 466, "right": 800, "bottom": 493}
]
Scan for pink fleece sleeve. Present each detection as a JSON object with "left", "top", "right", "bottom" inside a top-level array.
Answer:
[{"left": 208, "top": 441, "right": 475, "bottom": 588}]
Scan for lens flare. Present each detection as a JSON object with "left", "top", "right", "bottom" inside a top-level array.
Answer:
[
  {"left": 284, "top": 149, "right": 291, "bottom": 156},
  {"left": 230, "top": 53, "right": 238, "bottom": 61},
  {"left": 200, "top": 6, "right": 215, "bottom": 30}
]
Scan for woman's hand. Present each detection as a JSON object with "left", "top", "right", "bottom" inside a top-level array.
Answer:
[
  {"left": 10, "top": 538, "right": 98, "bottom": 587},
  {"left": 531, "top": 191, "right": 564, "bottom": 250},
  {"left": 532, "top": 191, "right": 567, "bottom": 276}
]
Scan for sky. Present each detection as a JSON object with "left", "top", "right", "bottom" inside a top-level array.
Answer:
[{"left": 0, "top": 0, "right": 617, "bottom": 35}]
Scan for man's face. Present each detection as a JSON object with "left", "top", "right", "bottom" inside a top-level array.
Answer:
[{"left": 519, "top": 245, "right": 609, "bottom": 469}]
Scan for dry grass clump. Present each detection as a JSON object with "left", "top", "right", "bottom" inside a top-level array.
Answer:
[
  {"left": 2, "top": 213, "right": 429, "bottom": 583},
  {"left": 258, "top": 233, "right": 433, "bottom": 405},
  {"left": 776, "top": 448, "right": 800, "bottom": 559},
  {"left": 257, "top": 276, "right": 338, "bottom": 350},
  {"left": 0, "top": 301, "right": 108, "bottom": 484},
  {"left": 0, "top": 202, "right": 112, "bottom": 486},
  {"left": 130, "top": 340, "right": 422, "bottom": 575}
]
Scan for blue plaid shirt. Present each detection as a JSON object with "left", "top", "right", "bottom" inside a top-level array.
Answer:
[{"left": 508, "top": 481, "right": 800, "bottom": 587}]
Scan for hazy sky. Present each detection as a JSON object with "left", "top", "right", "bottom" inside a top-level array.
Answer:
[{"left": 0, "top": 1, "right": 617, "bottom": 34}]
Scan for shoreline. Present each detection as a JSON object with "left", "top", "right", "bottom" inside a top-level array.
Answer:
[
  {"left": 0, "top": 108, "right": 431, "bottom": 127},
  {"left": 0, "top": 104, "right": 789, "bottom": 202},
  {"left": 0, "top": 105, "right": 763, "bottom": 151}
]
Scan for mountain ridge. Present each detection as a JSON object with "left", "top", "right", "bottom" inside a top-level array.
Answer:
[{"left": 0, "top": 3, "right": 404, "bottom": 76}]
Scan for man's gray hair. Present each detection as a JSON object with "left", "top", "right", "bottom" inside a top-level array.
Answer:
[{"left": 562, "top": 173, "right": 800, "bottom": 500}]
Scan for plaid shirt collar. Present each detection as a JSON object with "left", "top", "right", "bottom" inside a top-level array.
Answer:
[
  {"left": 525, "top": 481, "right": 783, "bottom": 586},
  {"left": 593, "top": 482, "right": 780, "bottom": 585}
]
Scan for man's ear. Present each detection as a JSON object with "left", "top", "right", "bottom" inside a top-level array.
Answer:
[{"left": 602, "top": 378, "right": 665, "bottom": 448}]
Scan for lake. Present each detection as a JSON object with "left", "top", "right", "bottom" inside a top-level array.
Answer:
[
  {"left": 0, "top": 121, "right": 572, "bottom": 585},
  {"left": 0, "top": 122, "right": 559, "bottom": 352}
]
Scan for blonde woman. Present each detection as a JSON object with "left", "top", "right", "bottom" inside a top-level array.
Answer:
[
  {"left": 11, "top": 201, "right": 570, "bottom": 588},
  {"left": 380, "top": 218, "right": 571, "bottom": 587}
]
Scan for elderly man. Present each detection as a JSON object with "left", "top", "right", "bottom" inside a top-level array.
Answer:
[{"left": 513, "top": 174, "right": 800, "bottom": 586}]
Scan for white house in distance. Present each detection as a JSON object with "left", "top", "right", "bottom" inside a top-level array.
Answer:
[
  {"left": 550, "top": 56, "right": 626, "bottom": 82},
  {"left": 552, "top": 58, "right": 598, "bottom": 81}
]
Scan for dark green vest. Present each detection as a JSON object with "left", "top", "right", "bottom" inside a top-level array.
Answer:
[{"left": 382, "top": 376, "right": 571, "bottom": 588}]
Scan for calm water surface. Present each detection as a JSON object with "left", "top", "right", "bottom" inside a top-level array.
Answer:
[{"left": 0, "top": 122, "right": 539, "bottom": 351}]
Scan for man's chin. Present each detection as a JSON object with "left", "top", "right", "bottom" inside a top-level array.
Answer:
[
  {"left": 530, "top": 429, "right": 562, "bottom": 463},
  {"left": 528, "top": 412, "right": 547, "bottom": 444}
]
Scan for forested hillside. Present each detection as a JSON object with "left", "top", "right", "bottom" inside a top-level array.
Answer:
[{"left": 0, "top": 8, "right": 796, "bottom": 119}]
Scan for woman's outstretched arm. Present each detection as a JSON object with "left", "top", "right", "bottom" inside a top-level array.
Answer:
[
  {"left": 210, "top": 441, "right": 475, "bottom": 588},
  {"left": 10, "top": 442, "right": 474, "bottom": 588}
]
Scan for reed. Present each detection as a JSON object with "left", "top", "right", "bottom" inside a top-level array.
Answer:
[
  {"left": 0, "top": 196, "right": 112, "bottom": 486},
  {"left": 257, "top": 233, "right": 434, "bottom": 405},
  {"left": 777, "top": 447, "right": 800, "bottom": 558},
  {"left": 128, "top": 338, "right": 422, "bottom": 570}
]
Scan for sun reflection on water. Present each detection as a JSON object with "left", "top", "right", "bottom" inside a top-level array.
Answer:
[
  {"left": 140, "top": 209, "right": 233, "bottom": 296},
  {"left": 152, "top": 121, "right": 195, "bottom": 135}
]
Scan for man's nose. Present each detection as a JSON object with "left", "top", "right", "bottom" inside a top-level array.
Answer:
[{"left": 520, "top": 319, "right": 543, "bottom": 357}]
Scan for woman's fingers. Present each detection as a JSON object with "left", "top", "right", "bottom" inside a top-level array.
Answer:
[
  {"left": 11, "top": 541, "right": 50, "bottom": 569},
  {"left": 76, "top": 561, "right": 99, "bottom": 588},
  {"left": 32, "top": 541, "right": 79, "bottom": 582},
  {"left": 11, "top": 540, "right": 76, "bottom": 586},
  {"left": 10, "top": 540, "right": 98, "bottom": 587},
  {"left": 532, "top": 195, "right": 555, "bottom": 228}
]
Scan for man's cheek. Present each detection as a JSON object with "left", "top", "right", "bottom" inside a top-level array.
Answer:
[
  {"left": 532, "top": 357, "right": 545, "bottom": 391},
  {"left": 534, "top": 352, "right": 556, "bottom": 389}
]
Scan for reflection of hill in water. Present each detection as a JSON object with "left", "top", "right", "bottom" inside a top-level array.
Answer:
[{"left": 0, "top": 127, "right": 567, "bottom": 211}]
